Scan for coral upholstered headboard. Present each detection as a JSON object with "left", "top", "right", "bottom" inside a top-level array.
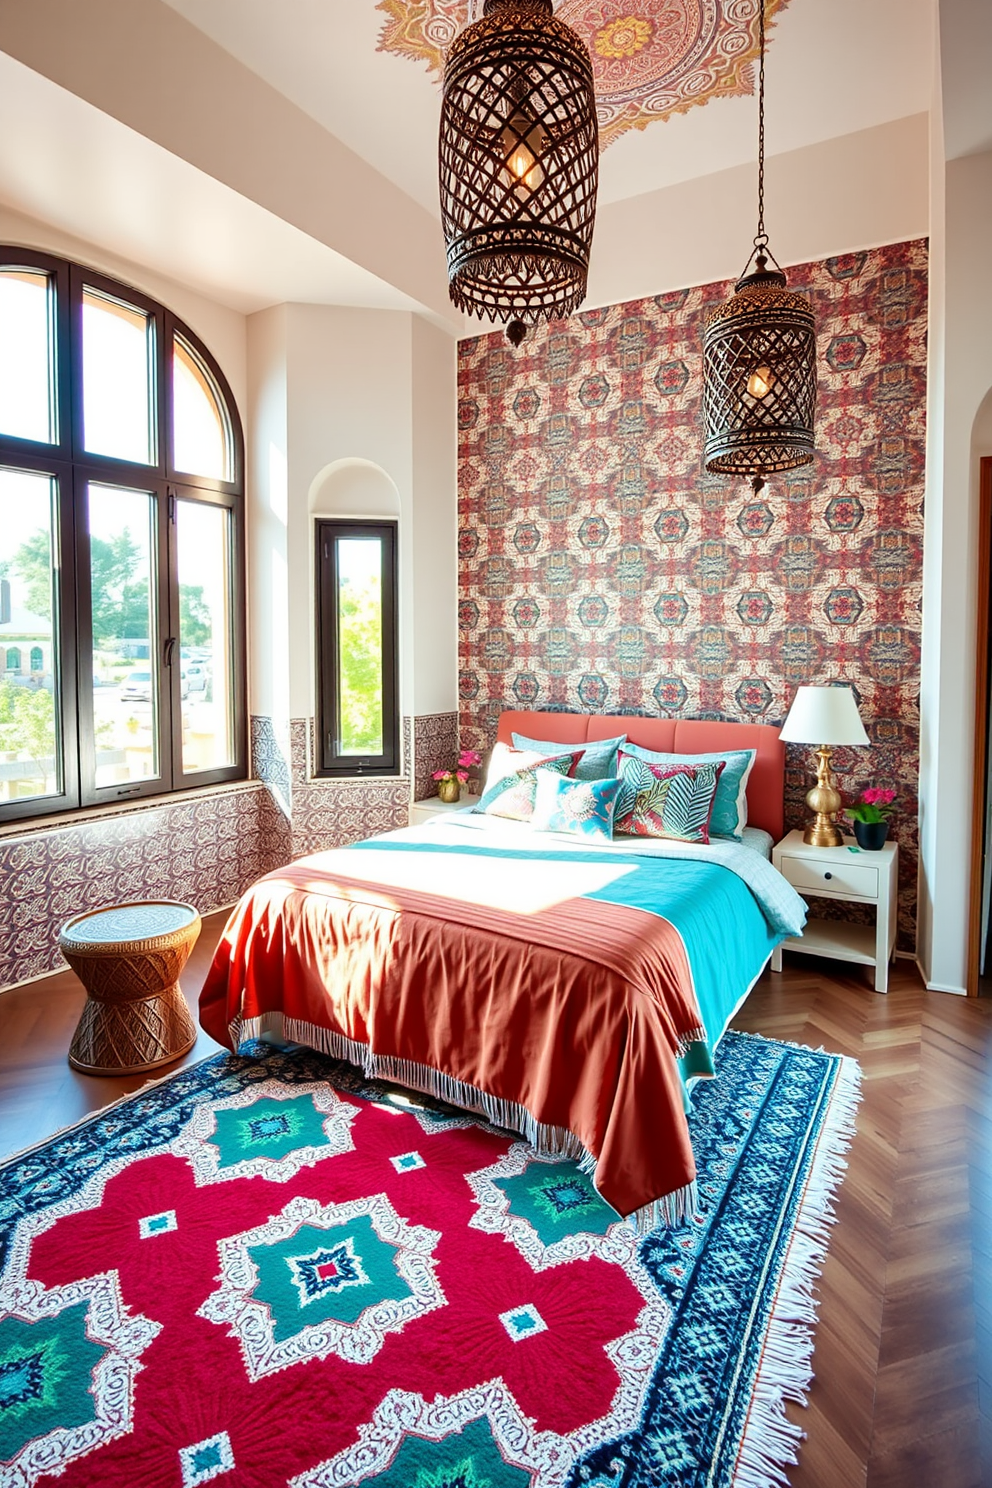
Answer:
[{"left": 495, "top": 712, "right": 785, "bottom": 842}]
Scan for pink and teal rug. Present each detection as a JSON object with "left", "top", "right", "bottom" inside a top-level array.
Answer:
[{"left": 0, "top": 1031, "right": 858, "bottom": 1488}]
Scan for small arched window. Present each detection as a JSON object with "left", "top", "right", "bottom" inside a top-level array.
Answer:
[
  {"left": 0, "top": 250, "right": 246, "bottom": 822},
  {"left": 5, "top": 648, "right": 21, "bottom": 672}
]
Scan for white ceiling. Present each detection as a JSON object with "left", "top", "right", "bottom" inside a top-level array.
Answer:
[
  {"left": 0, "top": 0, "right": 938, "bottom": 329},
  {"left": 162, "top": 0, "right": 933, "bottom": 213},
  {"left": 0, "top": 50, "right": 425, "bottom": 317}
]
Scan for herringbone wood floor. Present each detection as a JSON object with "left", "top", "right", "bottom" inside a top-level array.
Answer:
[{"left": 0, "top": 918, "right": 990, "bottom": 1486}]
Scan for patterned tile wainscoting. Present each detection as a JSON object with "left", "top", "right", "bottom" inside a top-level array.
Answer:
[
  {"left": 284, "top": 717, "right": 411, "bottom": 859},
  {"left": 0, "top": 784, "right": 288, "bottom": 990},
  {"left": 457, "top": 241, "right": 926, "bottom": 950},
  {"left": 413, "top": 712, "right": 460, "bottom": 800}
]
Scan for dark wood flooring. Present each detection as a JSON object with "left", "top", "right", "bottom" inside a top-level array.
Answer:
[{"left": 1, "top": 920, "right": 990, "bottom": 1487}]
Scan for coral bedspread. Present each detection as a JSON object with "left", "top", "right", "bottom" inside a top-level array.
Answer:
[{"left": 199, "top": 827, "right": 794, "bottom": 1225}]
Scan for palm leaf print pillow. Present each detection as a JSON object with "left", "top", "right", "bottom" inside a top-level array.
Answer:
[{"left": 614, "top": 751, "right": 724, "bottom": 843}]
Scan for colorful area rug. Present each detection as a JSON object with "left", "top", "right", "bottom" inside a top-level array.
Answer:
[{"left": 0, "top": 1031, "right": 858, "bottom": 1488}]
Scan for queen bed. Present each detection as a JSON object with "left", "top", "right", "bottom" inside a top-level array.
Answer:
[{"left": 199, "top": 712, "right": 806, "bottom": 1228}]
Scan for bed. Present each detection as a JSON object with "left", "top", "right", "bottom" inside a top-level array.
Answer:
[{"left": 199, "top": 712, "right": 806, "bottom": 1228}]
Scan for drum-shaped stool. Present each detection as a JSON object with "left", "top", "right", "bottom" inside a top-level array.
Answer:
[{"left": 60, "top": 901, "right": 201, "bottom": 1075}]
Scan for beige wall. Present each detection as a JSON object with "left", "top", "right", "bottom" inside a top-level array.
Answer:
[
  {"left": 411, "top": 315, "right": 459, "bottom": 717},
  {"left": 918, "top": 145, "right": 992, "bottom": 992},
  {"left": 587, "top": 114, "right": 929, "bottom": 310},
  {"left": 245, "top": 301, "right": 458, "bottom": 737},
  {"left": 245, "top": 304, "right": 289, "bottom": 731}
]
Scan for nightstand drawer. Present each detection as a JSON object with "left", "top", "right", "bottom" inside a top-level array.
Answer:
[{"left": 778, "top": 854, "right": 879, "bottom": 900}]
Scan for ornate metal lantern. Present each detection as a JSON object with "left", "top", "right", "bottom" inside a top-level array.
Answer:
[
  {"left": 702, "top": 0, "right": 816, "bottom": 493},
  {"left": 439, "top": 0, "right": 599, "bottom": 343}
]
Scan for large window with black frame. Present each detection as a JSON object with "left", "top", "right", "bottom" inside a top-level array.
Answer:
[{"left": 0, "top": 250, "right": 246, "bottom": 823}]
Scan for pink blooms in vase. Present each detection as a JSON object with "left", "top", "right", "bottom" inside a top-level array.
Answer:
[{"left": 432, "top": 749, "right": 482, "bottom": 802}]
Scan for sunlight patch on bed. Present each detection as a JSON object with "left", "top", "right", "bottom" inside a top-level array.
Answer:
[{"left": 292, "top": 849, "right": 636, "bottom": 914}]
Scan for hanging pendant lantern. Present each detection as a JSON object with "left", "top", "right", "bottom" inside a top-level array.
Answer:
[
  {"left": 703, "top": 0, "right": 816, "bottom": 493},
  {"left": 439, "top": 0, "right": 599, "bottom": 341}
]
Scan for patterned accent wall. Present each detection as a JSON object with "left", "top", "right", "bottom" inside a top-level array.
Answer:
[
  {"left": 457, "top": 241, "right": 927, "bottom": 949},
  {"left": 413, "top": 712, "right": 461, "bottom": 800}
]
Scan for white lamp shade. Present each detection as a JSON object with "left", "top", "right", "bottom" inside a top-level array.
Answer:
[{"left": 779, "top": 685, "right": 869, "bottom": 746}]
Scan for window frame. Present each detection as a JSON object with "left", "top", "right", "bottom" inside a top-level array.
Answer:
[
  {"left": 0, "top": 248, "right": 246, "bottom": 825},
  {"left": 315, "top": 518, "right": 399, "bottom": 779}
]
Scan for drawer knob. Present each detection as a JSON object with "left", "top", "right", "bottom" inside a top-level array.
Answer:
[{"left": 824, "top": 871, "right": 833, "bottom": 880}]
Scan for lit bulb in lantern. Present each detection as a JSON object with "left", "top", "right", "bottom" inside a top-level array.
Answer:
[
  {"left": 746, "top": 364, "right": 775, "bottom": 399},
  {"left": 500, "top": 108, "right": 545, "bottom": 198}
]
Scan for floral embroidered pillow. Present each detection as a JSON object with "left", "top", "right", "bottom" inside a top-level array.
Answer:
[
  {"left": 614, "top": 751, "right": 725, "bottom": 843},
  {"left": 530, "top": 771, "right": 622, "bottom": 843},
  {"left": 475, "top": 746, "right": 583, "bottom": 822}
]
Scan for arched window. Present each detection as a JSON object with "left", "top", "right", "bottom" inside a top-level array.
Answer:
[
  {"left": 0, "top": 250, "right": 245, "bottom": 821},
  {"left": 5, "top": 648, "right": 21, "bottom": 672}
]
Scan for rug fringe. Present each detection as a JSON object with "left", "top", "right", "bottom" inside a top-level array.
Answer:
[
  {"left": 232, "top": 1013, "right": 699, "bottom": 1229},
  {"left": 731, "top": 1051, "right": 862, "bottom": 1488}
]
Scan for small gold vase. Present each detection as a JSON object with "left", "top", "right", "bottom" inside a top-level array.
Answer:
[{"left": 437, "top": 777, "right": 461, "bottom": 804}]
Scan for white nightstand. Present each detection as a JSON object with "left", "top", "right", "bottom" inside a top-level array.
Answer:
[
  {"left": 771, "top": 828, "right": 899, "bottom": 993},
  {"left": 409, "top": 793, "right": 481, "bottom": 826}
]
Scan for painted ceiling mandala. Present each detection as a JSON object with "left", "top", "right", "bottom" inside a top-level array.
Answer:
[{"left": 376, "top": 0, "right": 791, "bottom": 148}]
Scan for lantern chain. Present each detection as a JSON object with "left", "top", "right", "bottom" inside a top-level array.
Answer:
[{"left": 754, "top": 0, "right": 767, "bottom": 252}]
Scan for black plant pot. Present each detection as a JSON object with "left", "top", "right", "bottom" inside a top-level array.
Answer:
[{"left": 853, "top": 819, "right": 889, "bottom": 851}]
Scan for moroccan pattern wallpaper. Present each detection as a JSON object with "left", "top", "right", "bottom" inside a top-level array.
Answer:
[{"left": 456, "top": 239, "right": 927, "bottom": 948}]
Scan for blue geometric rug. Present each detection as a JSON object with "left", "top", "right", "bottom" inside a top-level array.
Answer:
[{"left": 0, "top": 1030, "right": 858, "bottom": 1488}]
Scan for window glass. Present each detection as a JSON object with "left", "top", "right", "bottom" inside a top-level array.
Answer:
[
  {"left": 0, "top": 269, "right": 55, "bottom": 445},
  {"left": 82, "top": 288, "right": 155, "bottom": 464},
  {"left": 0, "top": 468, "right": 60, "bottom": 802},
  {"left": 336, "top": 536, "right": 384, "bottom": 756},
  {"left": 173, "top": 335, "right": 231, "bottom": 480},
  {"left": 177, "top": 498, "right": 235, "bottom": 772},
  {"left": 88, "top": 484, "right": 159, "bottom": 788}
]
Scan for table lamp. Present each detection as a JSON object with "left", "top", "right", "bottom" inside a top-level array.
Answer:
[{"left": 779, "top": 684, "right": 869, "bottom": 846}]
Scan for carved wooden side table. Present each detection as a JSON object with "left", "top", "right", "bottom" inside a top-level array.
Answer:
[{"left": 60, "top": 901, "right": 201, "bottom": 1075}]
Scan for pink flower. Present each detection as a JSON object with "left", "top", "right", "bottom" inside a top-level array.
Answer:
[
  {"left": 458, "top": 749, "right": 481, "bottom": 767},
  {"left": 862, "top": 787, "right": 895, "bottom": 806},
  {"left": 455, "top": 770, "right": 469, "bottom": 783},
  {"left": 432, "top": 769, "right": 449, "bottom": 781}
]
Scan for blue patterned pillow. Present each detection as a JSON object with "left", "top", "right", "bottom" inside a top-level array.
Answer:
[
  {"left": 619, "top": 743, "right": 756, "bottom": 840},
  {"left": 475, "top": 747, "right": 579, "bottom": 822},
  {"left": 614, "top": 752, "right": 724, "bottom": 843},
  {"left": 531, "top": 770, "right": 622, "bottom": 842},
  {"left": 511, "top": 732, "right": 626, "bottom": 782}
]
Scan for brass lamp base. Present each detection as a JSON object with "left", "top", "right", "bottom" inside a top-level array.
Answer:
[{"left": 802, "top": 744, "right": 845, "bottom": 847}]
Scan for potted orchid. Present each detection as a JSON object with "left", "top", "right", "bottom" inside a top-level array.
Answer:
[
  {"left": 433, "top": 748, "right": 482, "bottom": 804},
  {"left": 846, "top": 787, "right": 895, "bottom": 851}
]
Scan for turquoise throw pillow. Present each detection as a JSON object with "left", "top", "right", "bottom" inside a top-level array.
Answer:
[
  {"left": 511, "top": 731, "right": 626, "bottom": 782},
  {"left": 618, "top": 743, "right": 756, "bottom": 840},
  {"left": 531, "top": 771, "right": 622, "bottom": 843}
]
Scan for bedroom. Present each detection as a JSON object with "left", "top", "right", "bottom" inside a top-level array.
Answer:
[{"left": 0, "top": 0, "right": 989, "bottom": 1483}]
